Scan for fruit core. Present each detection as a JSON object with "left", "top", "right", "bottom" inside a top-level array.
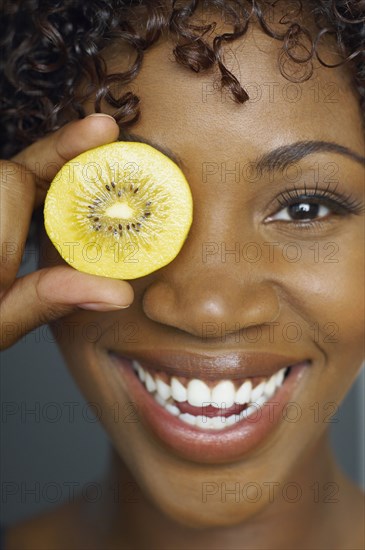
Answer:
[{"left": 105, "top": 202, "right": 135, "bottom": 219}]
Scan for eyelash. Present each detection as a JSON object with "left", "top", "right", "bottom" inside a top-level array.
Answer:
[{"left": 268, "top": 182, "right": 364, "bottom": 228}]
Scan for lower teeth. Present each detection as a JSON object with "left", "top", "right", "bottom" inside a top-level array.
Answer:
[{"left": 153, "top": 392, "right": 271, "bottom": 430}]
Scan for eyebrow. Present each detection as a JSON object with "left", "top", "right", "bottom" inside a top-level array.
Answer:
[
  {"left": 255, "top": 140, "right": 365, "bottom": 174},
  {"left": 120, "top": 131, "right": 365, "bottom": 173}
]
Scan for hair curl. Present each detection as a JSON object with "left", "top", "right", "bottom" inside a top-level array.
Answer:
[{"left": 1, "top": 0, "right": 364, "bottom": 159}]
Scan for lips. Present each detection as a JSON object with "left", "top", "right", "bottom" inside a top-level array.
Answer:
[
  {"left": 109, "top": 350, "right": 310, "bottom": 463},
  {"left": 117, "top": 349, "right": 305, "bottom": 380}
]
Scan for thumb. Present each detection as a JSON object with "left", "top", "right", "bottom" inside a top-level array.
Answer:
[{"left": 0, "top": 266, "right": 134, "bottom": 349}]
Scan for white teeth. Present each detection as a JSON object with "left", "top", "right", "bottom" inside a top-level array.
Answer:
[
  {"left": 210, "top": 416, "right": 227, "bottom": 430},
  {"left": 132, "top": 359, "right": 290, "bottom": 430},
  {"left": 276, "top": 367, "right": 286, "bottom": 387},
  {"left": 225, "top": 414, "right": 238, "bottom": 427},
  {"left": 251, "top": 380, "right": 266, "bottom": 403},
  {"left": 179, "top": 413, "right": 196, "bottom": 426},
  {"left": 152, "top": 393, "right": 182, "bottom": 417},
  {"left": 235, "top": 379, "right": 252, "bottom": 405},
  {"left": 240, "top": 403, "right": 258, "bottom": 419},
  {"left": 165, "top": 403, "right": 180, "bottom": 416},
  {"left": 137, "top": 365, "right": 146, "bottom": 383},
  {"left": 133, "top": 361, "right": 146, "bottom": 383},
  {"left": 187, "top": 379, "right": 211, "bottom": 407},
  {"left": 156, "top": 378, "right": 171, "bottom": 401},
  {"left": 264, "top": 372, "right": 277, "bottom": 398},
  {"left": 255, "top": 394, "right": 267, "bottom": 407},
  {"left": 196, "top": 415, "right": 209, "bottom": 428},
  {"left": 153, "top": 393, "right": 166, "bottom": 406},
  {"left": 171, "top": 377, "right": 187, "bottom": 402},
  {"left": 145, "top": 372, "right": 156, "bottom": 393},
  {"left": 211, "top": 380, "right": 235, "bottom": 408}
]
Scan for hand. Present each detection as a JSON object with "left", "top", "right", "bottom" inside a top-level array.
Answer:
[{"left": 0, "top": 114, "right": 134, "bottom": 350}]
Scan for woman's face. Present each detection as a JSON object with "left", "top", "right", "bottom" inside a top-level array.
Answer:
[{"left": 40, "top": 17, "right": 364, "bottom": 528}]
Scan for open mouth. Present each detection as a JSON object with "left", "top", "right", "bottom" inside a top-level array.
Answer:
[
  {"left": 110, "top": 351, "right": 309, "bottom": 462},
  {"left": 132, "top": 360, "right": 290, "bottom": 431}
]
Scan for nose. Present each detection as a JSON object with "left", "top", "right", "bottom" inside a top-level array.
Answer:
[{"left": 142, "top": 264, "right": 281, "bottom": 339}]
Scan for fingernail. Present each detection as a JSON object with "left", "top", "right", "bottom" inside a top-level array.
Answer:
[
  {"left": 78, "top": 302, "right": 130, "bottom": 312},
  {"left": 86, "top": 113, "right": 115, "bottom": 120}
]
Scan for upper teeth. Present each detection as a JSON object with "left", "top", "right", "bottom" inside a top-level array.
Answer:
[{"left": 132, "top": 360, "right": 287, "bottom": 410}]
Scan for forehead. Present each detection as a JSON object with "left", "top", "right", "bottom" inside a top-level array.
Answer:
[{"left": 106, "top": 22, "right": 364, "bottom": 162}]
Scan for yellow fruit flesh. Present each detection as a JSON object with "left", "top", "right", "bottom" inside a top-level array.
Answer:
[{"left": 44, "top": 142, "right": 193, "bottom": 279}]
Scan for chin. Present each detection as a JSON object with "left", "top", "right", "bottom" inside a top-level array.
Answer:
[{"left": 151, "top": 495, "right": 263, "bottom": 530}]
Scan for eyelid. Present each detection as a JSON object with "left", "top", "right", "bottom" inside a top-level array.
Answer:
[{"left": 273, "top": 183, "right": 364, "bottom": 216}]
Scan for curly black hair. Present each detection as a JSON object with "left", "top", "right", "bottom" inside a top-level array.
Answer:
[{"left": 1, "top": 0, "right": 364, "bottom": 159}]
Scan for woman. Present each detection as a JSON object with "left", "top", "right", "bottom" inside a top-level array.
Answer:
[{"left": 1, "top": 1, "right": 364, "bottom": 548}]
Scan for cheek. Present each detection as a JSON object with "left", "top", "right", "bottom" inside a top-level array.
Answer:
[
  {"left": 276, "top": 235, "right": 364, "bottom": 401},
  {"left": 272, "top": 227, "right": 363, "bottom": 346},
  {"left": 303, "top": 235, "right": 364, "bottom": 354}
]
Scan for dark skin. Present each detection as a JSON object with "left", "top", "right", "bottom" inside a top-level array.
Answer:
[{"left": 2, "top": 12, "right": 364, "bottom": 550}]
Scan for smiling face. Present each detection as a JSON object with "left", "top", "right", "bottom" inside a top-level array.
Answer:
[{"left": 40, "top": 12, "right": 364, "bottom": 530}]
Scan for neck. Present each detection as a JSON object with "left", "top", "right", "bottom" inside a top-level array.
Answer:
[{"left": 93, "top": 434, "right": 358, "bottom": 550}]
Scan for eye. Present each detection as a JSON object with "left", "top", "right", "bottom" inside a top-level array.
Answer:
[
  {"left": 270, "top": 201, "right": 332, "bottom": 222},
  {"left": 265, "top": 184, "right": 365, "bottom": 227}
]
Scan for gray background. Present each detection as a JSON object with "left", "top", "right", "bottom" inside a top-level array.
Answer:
[{"left": 1, "top": 256, "right": 364, "bottom": 525}]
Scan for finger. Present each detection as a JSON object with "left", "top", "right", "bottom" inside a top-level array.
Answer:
[
  {"left": 12, "top": 114, "right": 120, "bottom": 208},
  {"left": 0, "top": 161, "right": 36, "bottom": 291},
  {"left": 0, "top": 266, "right": 134, "bottom": 350},
  {"left": 1, "top": 115, "right": 119, "bottom": 288}
]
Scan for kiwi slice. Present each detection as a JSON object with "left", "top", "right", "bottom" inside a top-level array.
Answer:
[{"left": 44, "top": 142, "right": 193, "bottom": 279}]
